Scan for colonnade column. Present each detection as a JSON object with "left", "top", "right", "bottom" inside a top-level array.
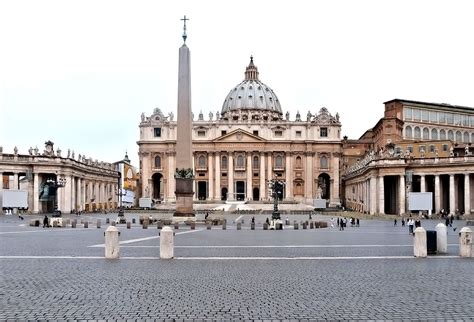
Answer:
[
  {"left": 449, "top": 174, "right": 455, "bottom": 215},
  {"left": 64, "top": 175, "right": 72, "bottom": 213},
  {"left": 331, "top": 153, "right": 340, "bottom": 205},
  {"left": 420, "top": 174, "right": 426, "bottom": 193},
  {"left": 378, "top": 176, "right": 384, "bottom": 214},
  {"left": 167, "top": 152, "right": 176, "bottom": 202},
  {"left": 464, "top": 174, "right": 471, "bottom": 215},
  {"left": 33, "top": 173, "right": 39, "bottom": 214},
  {"left": 208, "top": 153, "right": 214, "bottom": 201},
  {"left": 13, "top": 173, "right": 19, "bottom": 190},
  {"left": 71, "top": 177, "right": 76, "bottom": 211},
  {"left": 215, "top": 152, "right": 221, "bottom": 200},
  {"left": 285, "top": 152, "right": 292, "bottom": 200},
  {"left": 141, "top": 153, "right": 150, "bottom": 198},
  {"left": 259, "top": 153, "right": 266, "bottom": 200},
  {"left": 399, "top": 174, "right": 405, "bottom": 215},
  {"left": 76, "top": 178, "right": 81, "bottom": 211},
  {"left": 228, "top": 153, "right": 234, "bottom": 200},
  {"left": 305, "top": 152, "right": 313, "bottom": 200},
  {"left": 246, "top": 153, "right": 252, "bottom": 200},
  {"left": 434, "top": 175, "right": 441, "bottom": 214},
  {"left": 267, "top": 153, "right": 272, "bottom": 185}
]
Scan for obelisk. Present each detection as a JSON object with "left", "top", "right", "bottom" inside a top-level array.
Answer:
[{"left": 174, "top": 15, "right": 195, "bottom": 219}]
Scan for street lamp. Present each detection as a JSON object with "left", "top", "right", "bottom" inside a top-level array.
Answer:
[
  {"left": 115, "top": 185, "right": 127, "bottom": 223},
  {"left": 46, "top": 176, "right": 66, "bottom": 216},
  {"left": 268, "top": 178, "right": 285, "bottom": 220}
]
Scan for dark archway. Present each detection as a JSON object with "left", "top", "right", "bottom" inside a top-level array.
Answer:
[
  {"left": 197, "top": 181, "right": 207, "bottom": 200},
  {"left": 317, "top": 173, "right": 331, "bottom": 199},
  {"left": 152, "top": 173, "right": 163, "bottom": 200},
  {"left": 221, "top": 187, "right": 228, "bottom": 201},
  {"left": 253, "top": 187, "right": 260, "bottom": 201}
]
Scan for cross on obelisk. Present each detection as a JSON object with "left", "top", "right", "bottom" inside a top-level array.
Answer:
[
  {"left": 174, "top": 16, "right": 195, "bottom": 219},
  {"left": 181, "top": 15, "right": 189, "bottom": 43}
]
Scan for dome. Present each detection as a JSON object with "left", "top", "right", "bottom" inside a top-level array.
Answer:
[{"left": 221, "top": 57, "right": 282, "bottom": 117}]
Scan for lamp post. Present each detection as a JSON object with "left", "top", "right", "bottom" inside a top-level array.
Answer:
[
  {"left": 405, "top": 170, "right": 413, "bottom": 215},
  {"left": 46, "top": 176, "right": 66, "bottom": 216},
  {"left": 268, "top": 178, "right": 285, "bottom": 220},
  {"left": 116, "top": 185, "right": 127, "bottom": 223}
]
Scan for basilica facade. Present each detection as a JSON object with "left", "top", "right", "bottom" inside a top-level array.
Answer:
[{"left": 138, "top": 57, "right": 342, "bottom": 206}]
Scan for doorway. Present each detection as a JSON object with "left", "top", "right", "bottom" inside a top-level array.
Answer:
[
  {"left": 197, "top": 181, "right": 207, "bottom": 200},
  {"left": 236, "top": 181, "right": 245, "bottom": 200}
]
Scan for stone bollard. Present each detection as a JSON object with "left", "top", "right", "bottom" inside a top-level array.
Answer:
[
  {"left": 237, "top": 222, "right": 242, "bottom": 230},
  {"left": 207, "top": 223, "right": 211, "bottom": 230},
  {"left": 160, "top": 226, "right": 174, "bottom": 259},
  {"left": 105, "top": 226, "right": 120, "bottom": 259},
  {"left": 435, "top": 223, "right": 447, "bottom": 254},
  {"left": 174, "top": 222, "right": 179, "bottom": 230},
  {"left": 190, "top": 222, "right": 195, "bottom": 230},
  {"left": 222, "top": 220, "right": 226, "bottom": 230},
  {"left": 414, "top": 227, "right": 427, "bottom": 257},
  {"left": 71, "top": 220, "right": 76, "bottom": 228},
  {"left": 310, "top": 222, "right": 314, "bottom": 229},
  {"left": 132, "top": 218, "right": 136, "bottom": 224},
  {"left": 126, "top": 222, "right": 131, "bottom": 229},
  {"left": 157, "top": 221, "right": 163, "bottom": 229},
  {"left": 97, "top": 219, "right": 101, "bottom": 229},
  {"left": 106, "top": 218, "right": 110, "bottom": 224},
  {"left": 84, "top": 221, "right": 88, "bottom": 228},
  {"left": 143, "top": 220, "right": 148, "bottom": 229},
  {"left": 302, "top": 222, "right": 307, "bottom": 229},
  {"left": 111, "top": 221, "right": 116, "bottom": 226},
  {"left": 459, "top": 227, "right": 472, "bottom": 257},
  {"left": 251, "top": 223, "right": 255, "bottom": 230},
  {"left": 263, "top": 223, "right": 268, "bottom": 230},
  {"left": 294, "top": 223, "right": 299, "bottom": 230}
]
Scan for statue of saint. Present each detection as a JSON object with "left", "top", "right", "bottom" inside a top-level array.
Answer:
[{"left": 316, "top": 186, "right": 323, "bottom": 199}]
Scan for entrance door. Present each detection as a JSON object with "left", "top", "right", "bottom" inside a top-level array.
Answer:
[
  {"left": 236, "top": 181, "right": 245, "bottom": 200},
  {"left": 221, "top": 188, "right": 228, "bottom": 201},
  {"left": 197, "top": 181, "right": 207, "bottom": 200},
  {"left": 253, "top": 187, "right": 260, "bottom": 201}
]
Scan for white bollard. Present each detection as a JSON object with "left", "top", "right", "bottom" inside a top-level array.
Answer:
[
  {"left": 160, "top": 226, "right": 174, "bottom": 259},
  {"left": 414, "top": 227, "right": 427, "bottom": 258},
  {"left": 105, "top": 226, "right": 120, "bottom": 259},
  {"left": 435, "top": 223, "right": 448, "bottom": 254},
  {"left": 459, "top": 227, "right": 472, "bottom": 258}
]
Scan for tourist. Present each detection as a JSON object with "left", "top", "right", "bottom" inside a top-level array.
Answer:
[
  {"left": 330, "top": 217, "right": 335, "bottom": 228},
  {"left": 394, "top": 219, "right": 397, "bottom": 226},
  {"left": 401, "top": 218, "right": 405, "bottom": 226},
  {"left": 356, "top": 218, "right": 360, "bottom": 227},
  {"left": 251, "top": 216, "right": 255, "bottom": 224},
  {"left": 408, "top": 219, "right": 414, "bottom": 235},
  {"left": 43, "top": 215, "right": 49, "bottom": 228}
]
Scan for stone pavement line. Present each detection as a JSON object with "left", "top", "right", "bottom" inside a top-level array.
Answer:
[
  {"left": 88, "top": 228, "right": 205, "bottom": 247},
  {"left": 0, "top": 255, "right": 459, "bottom": 260}
]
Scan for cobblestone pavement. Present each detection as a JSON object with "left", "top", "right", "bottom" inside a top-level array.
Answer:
[{"left": 1, "top": 213, "right": 473, "bottom": 320}]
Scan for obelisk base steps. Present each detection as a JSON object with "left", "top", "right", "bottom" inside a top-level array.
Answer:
[{"left": 174, "top": 178, "right": 195, "bottom": 219}]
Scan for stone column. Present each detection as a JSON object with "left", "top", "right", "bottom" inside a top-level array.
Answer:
[
  {"left": 285, "top": 152, "right": 291, "bottom": 200},
  {"left": 167, "top": 152, "right": 175, "bottom": 202},
  {"left": 399, "top": 174, "right": 405, "bottom": 215},
  {"left": 64, "top": 175, "right": 72, "bottom": 213},
  {"left": 434, "top": 175, "right": 441, "bottom": 214},
  {"left": 13, "top": 173, "right": 19, "bottom": 190},
  {"left": 464, "top": 173, "right": 471, "bottom": 215},
  {"left": 305, "top": 152, "right": 313, "bottom": 200},
  {"left": 141, "top": 153, "right": 150, "bottom": 198},
  {"left": 259, "top": 153, "right": 266, "bottom": 200},
  {"left": 71, "top": 177, "right": 76, "bottom": 211},
  {"left": 228, "top": 153, "right": 234, "bottom": 200},
  {"left": 267, "top": 153, "right": 272, "bottom": 185},
  {"left": 33, "top": 173, "right": 39, "bottom": 213},
  {"left": 246, "top": 153, "right": 252, "bottom": 200},
  {"left": 76, "top": 178, "right": 81, "bottom": 211},
  {"left": 208, "top": 153, "right": 214, "bottom": 200},
  {"left": 331, "top": 153, "right": 340, "bottom": 205},
  {"left": 378, "top": 176, "right": 384, "bottom": 214},
  {"left": 0, "top": 172, "right": 3, "bottom": 210},
  {"left": 215, "top": 152, "right": 221, "bottom": 200},
  {"left": 449, "top": 174, "right": 455, "bottom": 215},
  {"left": 420, "top": 174, "right": 426, "bottom": 193}
]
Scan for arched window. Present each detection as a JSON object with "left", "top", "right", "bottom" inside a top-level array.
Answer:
[
  {"left": 463, "top": 132, "right": 470, "bottom": 143},
  {"left": 431, "top": 128, "right": 438, "bottom": 140},
  {"left": 198, "top": 155, "right": 206, "bottom": 167},
  {"left": 154, "top": 155, "right": 161, "bottom": 168},
  {"left": 296, "top": 156, "right": 302, "bottom": 168},
  {"left": 405, "top": 126, "right": 412, "bottom": 138},
  {"left": 471, "top": 133, "right": 474, "bottom": 143},
  {"left": 448, "top": 130, "right": 454, "bottom": 141},
  {"left": 414, "top": 127, "right": 421, "bottom": 139},
  {"left": 440, "top": 129, "right": 446, "bottom": 140},
  {"left": 221, "top": 156, "right": 228, "bottom": 170},
  {"left": 275, "top": 155, "right": 283, "bottom": 168},
  {"left": 456, "top": 131, "right": 462, "bottom": 142},
  {"left": 320, "top": 155, "right": 328, "bottom": 169},
  {"left": 253, "top": 156, "right": 259, "bottom": 169},
  {"left": 422, "top": 128, "right": 429, "bottom": 140},
  {"left": 237, "top": 154, "right": 244, "bottom": 168}
]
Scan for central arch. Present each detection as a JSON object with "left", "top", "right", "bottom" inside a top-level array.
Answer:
[{"left": 151, "top": 173, "right": 163, "bottom": 201}]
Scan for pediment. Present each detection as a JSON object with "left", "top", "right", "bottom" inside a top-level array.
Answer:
[{"left": 213, "top": 129, "right": 266, "bottom": 143}]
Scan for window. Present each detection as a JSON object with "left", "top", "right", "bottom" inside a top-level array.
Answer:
[
  {"left": 404, "top": 107, "right": 412, "bottom": 120},
  {"left": 419, "top": 145, "right": 426, "bottom": 153},
  {"left": 320, "top": 127, "right": 328, "bottom": 137},
  {"left": 236, "top": 155, "right": 245, "bottom": 168},
  {"left": 274, "top": 130, "right": 283, "bottom": 137},
  {"left": 198, "top": 173, "right": 205, "bottom": 177},
  {"left": 197, "top": 130, "right": 206, "bottom": 137},
  {"left": 221, "top": 156, "right": 228, "bottom": 170},
  {"left": 431, "top": 128, "right": 438, "bottom": 140},
  {"left": 320, "top": 155, "right": 328, "bottom": 169},
  {"left": 222, "top": 172, "right": 227, "bottom": 177},
  {"left": 253, "top": 173, "right": 259, "bottom": 177},
  {"left": 440, "top": 129, "right": 446, "bottom": 140},
  {"left": 198, "top": 155, "right": 206, "bottom": 168},
  {"left": 471, "top": 116, "right": 474, "bottom": 127},
  {"left": 472, "top": 133, "right": 474, "bottom": 143},
  {"left": 407, "top": 146, "right": 413, "bottom": 153},
  {"left": 446, "top": 113, "right": 454, "bottom": 124},
  {"left": 448, "top": 130, "right": 454, "bottom": 141},
  {"left": 221, "top": 130, "right": 227, "bottom": 136},
  {"left": 275, "top": 155, "right": 283, "bottom": 168},
  {"left": 405, "top": 126, "right": 412, "bottom": 138},
  {"left": 413, "top": 109, "right": 421, "bottom": 120},
  {"left": 296, "top": 131, "right": 302, "bottom": 138},
  {"left": 154, "top": 155, "right": 161, "bottom": 168},
  {"left": 463, "top": 115, "right": 470, "bottom": 126},
  {"left": 429, "top": 145, "right": 435, "bottom": 153},
  {"left": 422, "top": 110, "right": 429, "bottom": 122},
  {"left": 439, "top": 112, "right": 446, "bottom": 123},
  {"left": 253, "top": 156, "right": 259, "bottom": 169},
  {"left": 454, "top": 114, "right": 461, "bottom": 125},
  {"left": 456, "top": 131, "right": 462, "bottom": 142},
  {"left": 253, "top": 130, "right": 259, "bottom": 136},
  {"left": 429, "top": 111, "right": 438, "bottom": 123},
  {"left": 154, "top": 128, "right": 162, "bottom": 137},
  {"left": 296, "top": 156, "right": 302, "bottom": 168},
  {"left": 463, "top": 132, "right": 470, "bottom": 143},
  {"left": 422, "top": 128, "right": 429, "bottom": 140},
  {"left": 442, "top": 144, "right": 448, "bottom": 152},
  {"left": 414, "top": 127, "right": 421, "bottom": 139}
]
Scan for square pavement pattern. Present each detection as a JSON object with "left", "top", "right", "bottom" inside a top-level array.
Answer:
[{"left": 1, "top": 212, "right": 473, "bottom": 320}]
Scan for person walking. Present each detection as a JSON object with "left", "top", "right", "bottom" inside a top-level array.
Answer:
[
  {"left": 408, "top": 219, "right": 414, "bottom": 235},
  {"left": 394, "top": 219, "right": 397, "bottom": 226},
  {"left": 43, "top": 215, "right": 49, "bottom": 228}
]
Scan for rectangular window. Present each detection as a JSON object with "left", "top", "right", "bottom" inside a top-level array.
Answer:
[
  {"left": 198, "top": 173, "right": 205, "bottom": 177},
  {"left": 320, "top": 127, "right": 328, "bottom": 137},
  {"left": 407, "top": 146, "right": 413, "bottom": 153},
  {"left": 296, "top": 130, "right": 302, "bottom": 137},
  {"left": 253, "top": 130, "right": 259, "bottom": 136},
  {"left": 429, "top": 145, "right": 435, "bottom": 153},
  {"left": 253, "top": 172, "right": 259, "bottom": 177},
  {"left": 274, "top": 130, "right": 283, "bottom": 137},
  {"left": 412, "top": 109, "right": 421, "bottom": 121},
  {"left": 439, "top": 112, "right": 446, "bottom": 123},
  {"left": 221, "top": 130, "right": 227, "bottom": 136},
  {"left": 154, "top": 128, "right": 162, "bottom": 137},
  {"left": 421, "top": 110, "right": 429, "bottom": 122},
  {"left": 197, "top": 130, "right": 206, "bottom": 137},
  {"left": 404, "top": 107, "right": 412, "bottom": 120},
  {"left": 419, "top": 145, "right": 426, "bottom": 153},
  {"left": 442, "top": 144, "right": 448, "bottom": 152},
  {"left": 462, "top": 115, "right": 469, "bottom": 126},
  {"left": 429, "top": 111, "right": 438, "bottom": 123},
  {"left": 222, "top": 172, "right": 227, "bottom": 177},
  {"left": 471, "top": 116, "right": 474, "bottom": 127},
  {"left": 446, "top": 113, "right": 454, "bottom": 124},
  {"left": 454, "top": 113, "right": 461, "bottom": 125}
]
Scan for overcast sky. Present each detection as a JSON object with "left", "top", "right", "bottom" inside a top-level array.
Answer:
[{"left": 1, "top": 0, "right": 473, "bottom": 167}]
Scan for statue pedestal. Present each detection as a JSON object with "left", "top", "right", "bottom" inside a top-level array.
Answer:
[{"left": 174, "top": 178, "right": 195, "bottom": 218}]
